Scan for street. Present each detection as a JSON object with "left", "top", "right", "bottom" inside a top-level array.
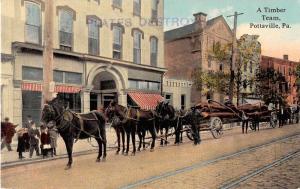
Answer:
[{"left": 1, "top": 123, "right": 300, "bottom": 189}]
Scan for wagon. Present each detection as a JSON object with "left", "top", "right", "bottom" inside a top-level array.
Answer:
[{"left": 182, "top": 100, "right": 277, "bottom": 141}]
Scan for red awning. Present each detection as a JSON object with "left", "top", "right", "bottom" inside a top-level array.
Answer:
[
  {"left": 21, "top": 83, "right": 82, "bottom": 93},
  {"left": 128, "top": 92, "right": 164, "bottom": 110}
]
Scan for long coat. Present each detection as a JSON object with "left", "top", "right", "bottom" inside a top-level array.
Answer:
[
  {"left": 1, "top": 122, "right": 16, "bottom": 143},
  {"left": 47, "top": 121, "right": 58, "bottom": 148},
  {"left": 28, "top": 128, "right": 40, "bottom": 145},
  {"left": 17, "top": 129, "right": 29, "bottom": 152}
]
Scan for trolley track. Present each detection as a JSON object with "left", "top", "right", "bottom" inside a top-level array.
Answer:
[{"left": 120, "top": 132, "right": 300, "bottom": 189}]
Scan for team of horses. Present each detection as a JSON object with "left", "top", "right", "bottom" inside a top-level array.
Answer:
[{"left": 41, "top": 97, "right": 299, "bottom": 169}]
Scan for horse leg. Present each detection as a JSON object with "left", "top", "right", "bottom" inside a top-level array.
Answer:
[
  {"left": 131, "top": 130, "right": 136, "bottom": 155},
  {"left": 165, "top": 127, "right": 169, "bottom": 145},
  {"left": 137, "top": 130, "right": 142, "bottom": 151},
  {"left": 142, "top": 130, "right": 146, "bottom": 150},
  {"left": 96, "top": 138, "right": 102, "bottom": 162},
  {"left": 121, "top": 129, "right": 125, "bottom": 154},
  {"left": 115, "top": 128, "right": 120, "bottom": 154},
  {"left": 125, "top": 132, "right": 130, "bottom": 155},
  {"left": 62, "top": 134, "right": 73, "bottom": 169},
  {"left": 160, "top": 129, "right": 164, "bottom": 146},
  {"left": 149, "top": 127, "right": 156, "bottom": 151},
  {"left": 246, "top": 121, "right": 248, "bottom": 134}
]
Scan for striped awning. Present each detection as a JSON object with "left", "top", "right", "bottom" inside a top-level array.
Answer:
[
  {"left": 128, "top": 92, "right": 164, "bottom": 110},
  {"left": 21, "top": 83, "right": 82, "bottom": 93}
]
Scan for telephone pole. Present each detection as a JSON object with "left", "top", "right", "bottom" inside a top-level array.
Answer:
[
  {"left": 42, "top": 0, "right": 54, "bottom": 104},
  {"left": 227, "top": 12, "right": 243, "bottom": 103}
]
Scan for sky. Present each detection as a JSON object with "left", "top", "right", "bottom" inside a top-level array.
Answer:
[{"left": 164, "top": 0, "right": 300, "bottom": 61}]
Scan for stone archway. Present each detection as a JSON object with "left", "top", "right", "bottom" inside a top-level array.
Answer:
[{"left": 82, "top": 65, "right": 127, "bottom": 112}]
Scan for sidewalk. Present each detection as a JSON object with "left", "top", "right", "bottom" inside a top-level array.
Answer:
[{"left": 1, "top": 127, "right": 118, "bottom": 166}]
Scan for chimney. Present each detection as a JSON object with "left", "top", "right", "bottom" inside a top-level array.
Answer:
[
  {"left": 194, "top": 12, "right": 207, "bottom": 31},
  {"left": 283, "top": 54, "right": 289, "bottom": 60}
]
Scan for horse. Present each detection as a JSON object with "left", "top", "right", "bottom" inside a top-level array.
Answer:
[
  {"left": 105, "top": 101, "right": 156, "bottom": 154},
  {"left": 155, "top": 101, "right": 182, "bottom": 145},
  {"left": 41, "top": 97, "right": 107, "bottom": 169}
]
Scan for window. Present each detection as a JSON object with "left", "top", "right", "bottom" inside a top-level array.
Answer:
[
  {"left": 133, "top": 0, "right": 141, "bottom": 16},
  {"left": 244, "top": 62, "right": 247, "bottom": 72},
  {"left": 113, "top": 26, "right": 122, "bottom": 59},
  {"left": 150, "top": 37, "right": 158, "bottom": 66},
  {"left": 249, "top": 61, "right": 253, "bottom": 73},
  {"left": 113, "top": 0, "right": 122, "bottom": 8},
  {"left": 22, "top": 91, "right": 42, "bottom": 123},
  {"left": 181, "top": 95, "right": 186, "bottom": 110},
  {"left": 57, "top": 93, "right": 81, "bottom": 112},
  {"left": 139, "top": 81, "right": 148, "bottom": 90},
  {"left": 59, "top": 10, "right": 73, "bottom": 51},
  {"left": 149, "top": 82, "right": 160, "bottom": 91},
  {"left": 151, "top": 0, "right": 158, "bottom": 20},
  {"left": 54, "top": 70, "right": 64, "bottom": 83},
  {"left": 129, "top": 80, "right": 138, "bottom": 89},
  {"left": 25, "top": 2, "right": 41, "bottom": 44},
  {"left": 88, "top": 18, "right": 100, "bottom": 55},
  {"left": 133, "top": 30, "right": 142, "bottom": 64},
  {"left": 65, "top": 72, "right": 82, "bottom": 84},
  {"left": 129, "top": 79, "right": 160, "bottom": 91},
  {"left": 22, "top": 67, "right": 43, "bottom": 81}
]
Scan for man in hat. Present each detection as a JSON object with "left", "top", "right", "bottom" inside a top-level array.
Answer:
[
  {"left": 28, "top": 121, "right": 40, "bottom": 158},
  {"left": 1, "top": 117, "right": 17, "bottom": 151}
]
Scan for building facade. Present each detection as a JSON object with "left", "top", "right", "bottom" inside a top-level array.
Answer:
[
  {"left": 261, "top": 55, "right": 299, "bottom": 105},
  {"left": 1, "top": 0, "right": 165, "bottom": 125},
  {"left": 164, "top": 12, "right": 233, "bottom": 106}
]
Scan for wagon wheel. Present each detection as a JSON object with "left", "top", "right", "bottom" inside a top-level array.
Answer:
[
  {"left": 270, "top": 112, "right": 278, "bottom": 128},
  {"left": 210, "top": 117, "right": 223, "bottom": 139},
  {"left": 185, "top": 125, "right": 201, "bottom": 141}
]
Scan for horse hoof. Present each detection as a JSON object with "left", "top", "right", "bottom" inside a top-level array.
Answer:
[
  {"left": 116, "top": 151, "right": 119, "bottom": 155},
  {"left": 124, "top": 152, "right": 128, "bottom": 156},
  {"left": 64, "top": 165, "right": 71, "bottom": 170},
  {"left": 150, "top": 149, "right": 154, "bottom": 152},
  {"left": 102, "top": 157, "right": 106, "bottom": 162},
  {"left": 131, "top": 152, "right": 136, "bottom": 156},
  {"left": 137, "top": 149, "right": 141, "bottom": 152},
  {"left": 96, "top": 158, "right": 100, "bottom": 162}
]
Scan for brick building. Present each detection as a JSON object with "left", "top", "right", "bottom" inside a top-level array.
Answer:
[
  {"left": 261, "top": 55, "right": 299, "bottom": 105},
  {"left": 164, "top": 12, "right": 233, "bottom": 106}
]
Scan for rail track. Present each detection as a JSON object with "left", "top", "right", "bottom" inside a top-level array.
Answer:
[{"left": 120, "top": 132, "right": 300, "bottom": 189}]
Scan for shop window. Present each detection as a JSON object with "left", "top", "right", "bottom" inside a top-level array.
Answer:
[
  {"left": 22, "top": 91, "right": 42, "bottom": 124},
  {"left": 57, "top": 93, "right": 81, "bottom": 112},
  {"left": 22, "top": 66, "right": 43, "bottom": 81},
  {"left": 25, "top": 1, "right": 41, "bottom": 44}
]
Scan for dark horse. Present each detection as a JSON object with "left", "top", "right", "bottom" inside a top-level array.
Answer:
[
  {"left": 155, "top": 101, "right": 182, "bottom": 145},
  {"left": 105, "top": 101, "right": 156, "bottom": 154},
  {"left": 41, "top": 97, "right": 107, "bottom": 169}
]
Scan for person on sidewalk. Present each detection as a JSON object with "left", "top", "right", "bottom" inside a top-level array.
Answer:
[
  {"left": 47, "top": 121, "right": 58, "bottom": 156},
  {"left": 1, "top": 117, "right": 17, "bottom": 151},
  {"left": 40, "top": 127, "right": 52, "bottom": 158},
  {"left": 17, "top": 128, "right": 28, "bottom": 159},
  {"left": 28, "top": 122, "right": 40, "bottom": 158},
  {"left": 23, "top": 115, "right": 33, "bottom": 129}
]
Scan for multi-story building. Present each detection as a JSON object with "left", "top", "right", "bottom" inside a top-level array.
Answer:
[
  {"left": 1, "top": 0, "right": 165, "bottom": 125},
  {"left": 261, "top": 55, "right": 299, "bottom": 105},
  {"left": 164, "top": 12, "right": 233, "bottom": 106}
]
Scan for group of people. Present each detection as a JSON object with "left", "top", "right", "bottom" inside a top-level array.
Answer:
[{"left": 1, "top": 115, "right": 58, "bottom": 160}]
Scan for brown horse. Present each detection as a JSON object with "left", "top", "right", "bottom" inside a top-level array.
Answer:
[{"left": 105, "top": 101, "right": 156, "bottom": 154}]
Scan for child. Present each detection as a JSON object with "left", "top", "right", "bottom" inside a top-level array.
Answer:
[
  {"left": 40, "top": 127, "right": 53, "bottom": 158},
  {"left": 17, "top": 128, "right": 28, "bottom": 159}
]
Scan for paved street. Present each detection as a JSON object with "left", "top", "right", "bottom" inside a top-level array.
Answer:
[{"left": 1, "top": 123, "right": 300, "bottom": 189}]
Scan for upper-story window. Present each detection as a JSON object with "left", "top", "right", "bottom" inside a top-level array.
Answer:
[
  {"left": 113, "top": 0, "right": 122, "bottom": 8},
  {"left": 113, "top": 25, "right": 123, "bottom": 59},
  {"left": 88, "top": 17, "right": 101, "bottom": 55},
  {"left": 133, "top": 30, "right": 142, "bottom": 64},
  {"left": 249, "top": 61, "right": 253, "bottom": 73},
  {"left": 150, "top": 37, "right": 158, "bottom": 66},
  {"left": 133, "top": 0, "right": 141, "bottom": 16},
  {"left": 25, "top": 2, "right": 41, "bottom": 44},
  {"left": 151, "top": 0, "right": 158, "bottom": 20},
  {"left": 59, "top": 10, "right": 73, "bottom": 51}
]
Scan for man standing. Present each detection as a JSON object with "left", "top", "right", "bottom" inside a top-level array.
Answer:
[
  {"left": 1, "top": 117, "right": 16, "bottom": 151},
  {"left": 28, "top": 122, "right": 40, "bottom": 158},
  {"left": 47, "top": 121, "right": 58, "bottom": 156}
]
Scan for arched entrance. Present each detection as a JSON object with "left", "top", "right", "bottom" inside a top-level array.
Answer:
[
  {"left": 86, "top": 65, "right": 126, "bottom": 111},
  {"left": 90, "top": 71, "right": 118, "bottom": 110}
]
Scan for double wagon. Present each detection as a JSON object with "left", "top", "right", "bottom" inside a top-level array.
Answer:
[{"left": 181, "top": 100, "right": 277, "bottom": 141}]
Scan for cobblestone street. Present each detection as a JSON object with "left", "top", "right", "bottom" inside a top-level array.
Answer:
[{"left": 1, "top": 123, "right": 300, "bottom": 189}]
